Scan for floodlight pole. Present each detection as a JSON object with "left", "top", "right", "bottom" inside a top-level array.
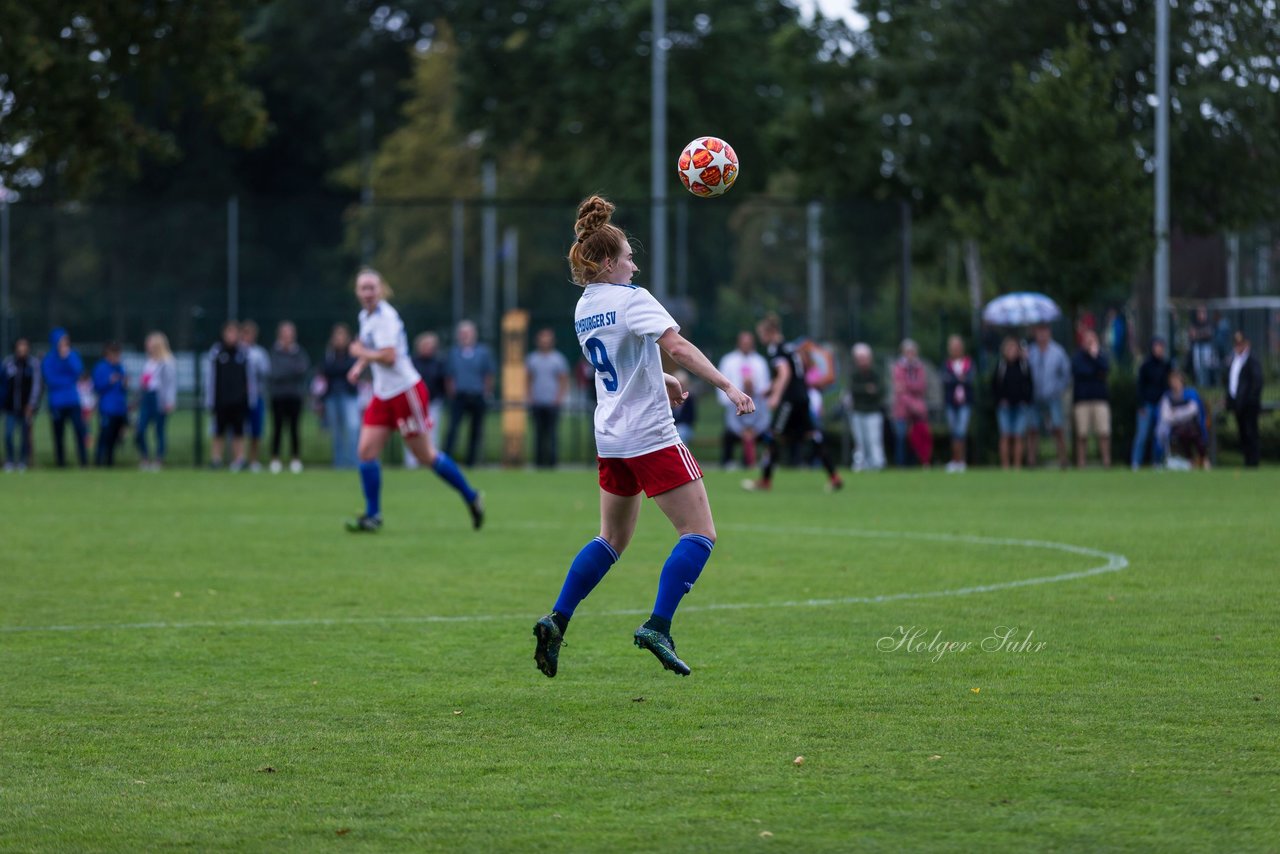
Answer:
[
  {"left": 807, "top": 201, "right": 823, "bottom": 340},
  {"left": 0, "top": 198, "right": 10, "bottom": 356},
  {"left": 650, "top": 0, "right": 668, "bottom": 300},
  {"left": 1154, "top": 0, "right": 1171, "bottom": 342},
  {"left": 482, "top": 159, "right": 498, "bottom": 344}
]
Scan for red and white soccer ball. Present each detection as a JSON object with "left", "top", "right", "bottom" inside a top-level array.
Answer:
[{"left": 677, "top": 136, "right": 739, "bottom": 197}]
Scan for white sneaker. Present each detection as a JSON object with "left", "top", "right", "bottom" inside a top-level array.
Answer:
[
  {"left": 944, "top": 461, "right": 957, "bottom": 473},
  {"left": 2, "top": 463, "right": 13, "bottom": 473},
  {"left": 249, "top": 461, "right": 263, "bottom": 473},
  {"left": 955, "top": 461, "right": 967, "bottom": 473},
  {"left": 289, "top": 459, "right": 303, "bottom": 474},
  {"left": 269, "top": 459, "right": 283, "bottom": 474},
  {"left": 229, "top": 459, "right": 245, "bottom": 473}
]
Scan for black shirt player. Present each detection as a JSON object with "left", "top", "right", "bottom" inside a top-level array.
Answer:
[{"left": 744, "top": 314, "right": 843, "bottom": 492}]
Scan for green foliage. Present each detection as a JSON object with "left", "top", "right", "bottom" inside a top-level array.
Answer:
[
  {"left": 0, "top": 1, "right": 268, "bottom": 196},
  {"left": 974, "top": 30, "right": 1149, "bottom": 311}
]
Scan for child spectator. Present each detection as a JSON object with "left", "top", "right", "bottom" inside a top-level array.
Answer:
[
  {"left": 92, "top": 342, "right": 129, "bottom": 467},
  {"left": 941, "top": 335, "right": 975, "bottom": 473}
]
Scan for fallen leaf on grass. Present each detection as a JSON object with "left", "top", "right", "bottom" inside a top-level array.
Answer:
[
  {"left": 970, "top": 688, "right": 980, "bottom": 694},
  {"left": 793, "top": 756, "right": 804, "bottom": 766},
  {"left": 133, "top": 780, "right": 146, "bottom": 785},
  {"left": 453, "top": 710, "right": 463, "bottom": 716},
  {"left": 759, "top": 831, "right": 773, "bottom": 838},
  {"left": 928, "top": 755, "right": 942, "bottom": 761}
]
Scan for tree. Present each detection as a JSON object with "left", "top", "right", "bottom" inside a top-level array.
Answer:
[
  {"left": 975, "top": 30, "right": 1149, "bottom": 312},
  {"left": 0, "top": 1, "right": 268, "bottom": 197}
]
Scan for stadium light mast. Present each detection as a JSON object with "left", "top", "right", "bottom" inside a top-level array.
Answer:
[
  {"left": 650, "top": 0, "right": 668, "bottom": 300},
  {"left": 1153, "top": 0, "right": 1171, "bottom": 342}
]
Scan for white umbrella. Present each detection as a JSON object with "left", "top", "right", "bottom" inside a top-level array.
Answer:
[{"left": 982, "top": 292, "right": 1062, "bottom": 326}]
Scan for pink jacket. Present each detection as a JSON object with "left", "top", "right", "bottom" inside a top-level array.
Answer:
[{"left": 891, "top": 358, "right": 929, "bottom": 421}]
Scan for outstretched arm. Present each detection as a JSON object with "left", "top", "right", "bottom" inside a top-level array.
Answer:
[{"left": 658, "top": 329, "right": 754, "bottom": 415}]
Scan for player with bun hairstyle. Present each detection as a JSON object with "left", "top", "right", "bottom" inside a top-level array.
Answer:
[
  {"left": 345, "top": 267, "right": 484, "bottom": 532},
  {"left": 533, "top": 196, "right": 755, "bottom": 678}
]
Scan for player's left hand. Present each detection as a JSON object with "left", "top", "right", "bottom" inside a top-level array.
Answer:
[{"left": 664, "top": 374, "right": 688, "bottom": 407}]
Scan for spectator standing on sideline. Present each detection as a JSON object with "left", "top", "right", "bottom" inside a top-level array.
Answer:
[
  {"left": 405, "top": 332, "right": 447, "bottom": 468},
  {"left": 207, "top": 321, "right": 250, "bottom": 470},
  {"left": 92, "top": 342, "right": 129, "bottom": 467},
  {"left": 321, "top": 323, "right": 359, "bottom": 468},
  {"left": 1188, "top": 305, "right": 1217, "bottom": 388},
  {"left": 2, "top": 338, "right": 40, "bottom": 471},
  {"left": 135, "top": 331, "right": 176, "bottom": 471},
  {"left": 716, "top": 331, "right": 771, "bottom": 469},
  {"left": 268, "top": 321, "right": 310, "bottom": 474},
  {"left": 526, "top": 327, "right": 570, "bottom": 468},
  {"left": 941, "top": 335, "right": 975, "bottom": 473},
  {"left": 1072, "top": 329, "right": 1112, "bottom": 468},
  {"left": 1158, "top": 369, "right": 1209, "bottom": 469},
  {"left": 847, "top": 343, "right": 885, "bottom": 472},
  {"left": 1132, "top": 338, "right": 1170, "bottom": 470},
  {"left": 992, "top": 336, "right": 1034, "bottom": 470},
  {"left": 1026, "top": 323, "right": 1071, "bottom": 468},
  {"left": 1226, "top": 331, "right": 1264, "bottom": 468},
  {"left": 444, "top": 319, "right": 495, "bottom": 466},
  {"left": 890, "top": 339, "right": 928, "bottom": 467},
  {"left": 239, "top": 320, "right": 270, "bottom": 472},
  {"left": 42, "top": 327, "right": 88, "bottom": 468}
]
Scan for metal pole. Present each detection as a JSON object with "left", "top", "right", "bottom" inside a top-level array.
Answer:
[
  {"left": 1226, "top": 232, "right": 1240, "bottom": 299},
  {"left": 900, "top": 200, "right": 912, "bottom": 343},
  {"left": 502, "top": 227, "right": 518, "bottom": 315},
  {"left": 482, "top": 159, "right": 498, "bottom": 343},
  {"left": 227, "top": 195, "right": 239, "bottom": 321},
  {"left": 0, "top": 198, "right": 10, "bottom": 356},
  {"left": 650, "top": 0, "right": 668, "bottom": 300},
  {"left": 806, "top": 201, "right": 823, "bottom": 340},
  {"left": 452, "top": 199, "right": 465, "bottom": 326},
  {"left": 360, "top": 70, "right": 375, "bottom": 264},
  {"left": 675, "top": 197, "right": 688, "bottom": 298},
  {"left": 1154, "top": 0, "right": 1171, "bottom": 343}
]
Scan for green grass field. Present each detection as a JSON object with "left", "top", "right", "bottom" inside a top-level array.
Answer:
[{"left": 2, "top": 467, "right": 1277, "bottom": 851}]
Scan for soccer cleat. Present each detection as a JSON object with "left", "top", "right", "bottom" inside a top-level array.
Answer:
[
  {"left": 633, "top": 626, "right": 692, "bottom": 676},
  {"left": 345, "top": 514, "right": 383, "bottom": 533},
  {"left": 826, "top": 476, "right": 844, "bottom": 493},
  {"left": 740, "top": 478, "right": 771, "bottom": 492},
  {"left": 533, "top": 614, "right": 563, "bottom": 678},
  {"left": 468, "top": 493, "right": 485, "bottom": 530}
]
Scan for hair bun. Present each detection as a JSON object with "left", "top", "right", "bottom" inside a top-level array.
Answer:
[{"left": 574, "top": 195, "right": 615, "bottom": 241}]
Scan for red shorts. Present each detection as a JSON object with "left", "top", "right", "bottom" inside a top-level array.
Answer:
[
  {"left": 363, "top": 380, "right": 432, "bottom": 437},
  {"left": 598, "top": 443, "right": 703, "bottom": 498}
]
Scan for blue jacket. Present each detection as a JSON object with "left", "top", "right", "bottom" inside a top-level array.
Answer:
[
  {"left": 93, "top": 358, "right": 128, "bottom": 417},
  {"left": 1072, "top": 349, "right": 1110, "bottom": 402},
  {"left": 42, "top": 328, "right": 84, "bottom": 410}
]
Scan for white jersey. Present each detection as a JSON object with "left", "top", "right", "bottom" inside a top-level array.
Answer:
[
  {"left": 358, "top": 300, "right": 420, "bottom": 399},
  {"left": 575, "top": 284, "right": 680, "bottom": 458}
]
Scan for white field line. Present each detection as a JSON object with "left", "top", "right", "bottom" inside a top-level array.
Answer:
[{"left": 0, "top": 526, "right": 1128, "bottom": 635}]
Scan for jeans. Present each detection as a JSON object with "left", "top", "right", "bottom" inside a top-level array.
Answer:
[
  {"left": 324, "top": 392, "right": 360, "bottom": 468},
  {"left": 446, "top": 392, "right": 487, "bottom": 466},
  {"left": 849, "top": 411, "right": 885, "bottom": 471},
  {"left": 50, "top": 405, "right": 88, "bottom": 467},
  {"left": 4, "top": 412, "right": 32, "bottom": 466},
  {"left": 135, "top": 391, "right": 168, "bottom": 461},
  {"left": 270, "top": 396, "right": 302, "bottom": 459},
  {"left": 95, "top": 414, "right": 128, "bottom": 467},
  {"left": 530, "top": 404, "right": 561, "bottom": 468},
  {"left": 945, "top": 405, "right": 972, "bottom": 439},
  {"left": 892, "top": 417, "right": 909, "bottom": 467},
  {"left": 1131, "top": 404, "right": 1162, "bottom": 468}
]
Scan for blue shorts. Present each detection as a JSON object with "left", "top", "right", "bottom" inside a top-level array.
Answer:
[
  {"left": 945, "top": 405, "right": 971, "bottom": 439},
  {"left": 997, "top": 403, "right": 1029, "bottom": 437},
  {"left": 1032, "top": 398, "right": 1064, "bottom": 432},
  {"left": 247, "top": 398, "right": 266, "bottom": 439}
]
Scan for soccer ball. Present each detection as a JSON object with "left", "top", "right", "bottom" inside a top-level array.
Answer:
[{"left": 677, "top": 136, "right": 739, "bottom": 197}]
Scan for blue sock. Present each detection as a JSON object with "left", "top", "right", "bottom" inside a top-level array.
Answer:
[
  {"left": 431, "top": 452, "right": 478, "bottom": 503},
  {"left": 651, "top": 534, "right": 715, "bottom": 622},
  {"left": 553, "top": 537, "right": 620, "bottom": 617},
  {"left": 359, "top": 460, "right": 381, "bottom": 518}
]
